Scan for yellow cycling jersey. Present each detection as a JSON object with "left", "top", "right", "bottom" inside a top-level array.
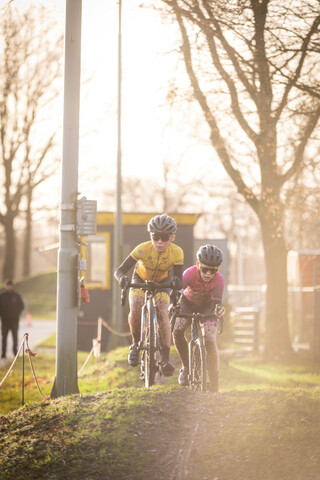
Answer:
[{"left": 130, "top": 241, "right": 184, "bottom": 282}]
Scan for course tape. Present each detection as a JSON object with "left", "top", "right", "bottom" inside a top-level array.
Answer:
[
  {"left": 25, "top": 335, "right": 50, "bottom": 401},
  {"left": 0, "top": 317, "right": 131, "bottom": 400},
  {"left": 0, "top": 333, "right": 49, "bottom": 402},
  {"left": 77, "top": 317, "right": 131, "bottom": 374},
  {"left": 100, "top": 317, "right": 131, "bottom": 337},
  {"left": 0, "top": 334, "right": 27, "bottom": 388},
  {"left": 78, "top": 343, "right": 96, "bottom": 375}
]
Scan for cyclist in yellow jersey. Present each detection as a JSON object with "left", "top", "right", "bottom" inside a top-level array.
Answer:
[{"left": 114, "top": 214, "right": 184, "bottom": 376}]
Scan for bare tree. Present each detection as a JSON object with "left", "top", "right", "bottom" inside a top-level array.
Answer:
[
  {"left": 121, "top": 163, "right": 209, "bottom": 213},
  {"left": 146, "top": 0, "right": 320, "bottom": 357},
  {"left": 22, "top": 145, "right": 61, "bottom": 277},
  {"left": 0, "top": 4, "right": 63, "bottom": 279}
]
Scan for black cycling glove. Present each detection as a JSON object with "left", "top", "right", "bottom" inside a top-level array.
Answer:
[{"left": 119, "top": 275, "right": 130, "bottom": 288}]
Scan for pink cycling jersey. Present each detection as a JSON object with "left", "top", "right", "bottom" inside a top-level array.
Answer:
[{"left": 183, "top": 265, "right": 224, "bottom": 306}]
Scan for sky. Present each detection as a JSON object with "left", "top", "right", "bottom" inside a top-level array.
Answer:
[
  {"left": 75, "top": 0, "right": 224, "bottom": 191},
  {"left": 0, "top": 0, "right": 265, "bottom": 283},
  {"left": 1, "top": 0, "right": 226, "bottom": 213}
]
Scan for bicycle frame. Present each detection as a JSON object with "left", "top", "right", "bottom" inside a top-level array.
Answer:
[
  {"left": 140, "top": 287, "right": 159, "bottom": 387},
  {"left": 121, "top": 280, "right": 172, "bottom": 388},
  {"left": 170, "top": 307, "right": 221, "bottom": 393}
]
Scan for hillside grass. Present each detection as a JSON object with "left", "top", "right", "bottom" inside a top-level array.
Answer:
[
  {"left": 0, "top": 347, "right": 320, "bottom": 480},
  {"left": 0, "top": 345, "right": 175, "bottom": 415},
  {"left": 1, "top": 273, "right": 320, "bottom": 478},
  {"left": 2, "top": 385, "right": 320, "bottom": 480},
  {"left": 1, "top": 345, "right": 320, "bottom": 415},
  {"left": 1, "top": 268, "right": 320, "bottom": 480},
  {"left": 1, "top": 344, "right": 320, "bottom": 479}
]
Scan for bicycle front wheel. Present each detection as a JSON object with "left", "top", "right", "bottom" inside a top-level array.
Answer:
[
  {"left": 144, "top": 298, "right": 157, "bottom": 387},
  {"left": 190, "top": 338, "right": 207, "bottom": 393}
]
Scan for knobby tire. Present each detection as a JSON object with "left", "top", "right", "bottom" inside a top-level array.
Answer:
[
  {"left": 190, "top": 338, "right": 207, "bottom": 393},
  {"left": 144, "top": 298, "right": 157, "bottom": 387}
]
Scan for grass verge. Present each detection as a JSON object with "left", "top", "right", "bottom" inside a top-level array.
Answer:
[{"left": 1, "top": 348, "right": 320, "bottom": 479}]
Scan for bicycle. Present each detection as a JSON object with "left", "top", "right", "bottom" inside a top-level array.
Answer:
[
  {"left": 121, "top": 280, "right": 174, "bottom": 388},
  {"left": 169, "top": 303, "right": 223, "bottom": 393}
]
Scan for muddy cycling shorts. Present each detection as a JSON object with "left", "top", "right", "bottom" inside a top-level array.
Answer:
[{"left": 129, "top": 272, "right": 171, "bottom": 303}]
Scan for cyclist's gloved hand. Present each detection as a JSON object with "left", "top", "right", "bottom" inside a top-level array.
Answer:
[
  {"left": 215, "top": 305, "right": 226, "bottom": 318},
  {"left": 119, "top": 275, "right": 130, "bottom": 288}
]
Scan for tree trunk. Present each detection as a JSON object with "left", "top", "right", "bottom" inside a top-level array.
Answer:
[
  {"left": 2, "top": 215, "right": 16, "bottom": 280},
  {"left": 23, "top": 189, "right": 32, "bottom": 277},
  {"left": 260, "top": 218, "right": 293, "bottom": 357}
]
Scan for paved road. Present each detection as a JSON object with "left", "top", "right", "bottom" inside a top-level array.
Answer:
[{"left": 0, "top": 317, "right": 56, "bottom": 368}]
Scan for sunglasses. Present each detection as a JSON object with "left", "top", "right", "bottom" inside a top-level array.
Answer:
[
  {"left": 199, "top": 265, "right": 219, "bottom": 275},
  {"left": 151, "top": 232, "right": 171, "bottom": 242}
]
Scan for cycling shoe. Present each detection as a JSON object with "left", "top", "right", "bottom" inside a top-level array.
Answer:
[
  {"left": 128, "top": 344, "right": 139, "bottom": 366},
  {"left": 161, "top": 360, "right": 175, "bottom": 377},
  {"left": 178, "top": 367, "right": 189, "bottom": 386}
]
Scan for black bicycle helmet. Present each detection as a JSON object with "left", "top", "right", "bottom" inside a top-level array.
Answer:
[
  {"left": 147, "top": 214, "right": 177, "bottom": 234},
  {"left": 197, "top": 244, "right": 223, "bottom": 267}
]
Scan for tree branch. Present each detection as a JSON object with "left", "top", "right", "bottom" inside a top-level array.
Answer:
[
  {"left": 173, "top": 4, "right": 259, "bottom": 212},
  {"left": 274, "top": 14, "right": 320, "bottom": 122},
  {"left": 279, "top": 104, "right": 320, "bottom": 185},
  {"left": 251, "top": 0, "right": 273, "bottom": 120},
  {"left": 204, "top": 26, "right": 259, "bottom": 143}
]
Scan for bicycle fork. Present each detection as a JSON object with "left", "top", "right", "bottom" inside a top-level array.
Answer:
[
  {"left": 188, "top": 320, "right": 200, "bottom": 384},
  {"left": 139, "top": 303, "right": 147, "bottom": 350},
  {"left": 188, "top": 320, "right": 207, "bottom": 391},
  {"left": 139, "top": 301, "right": 161, "bottom": 377}
]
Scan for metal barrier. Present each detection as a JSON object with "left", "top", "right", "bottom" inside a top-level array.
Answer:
[{"left": 230, "top": 307, "right": 260, "bottom": 354}]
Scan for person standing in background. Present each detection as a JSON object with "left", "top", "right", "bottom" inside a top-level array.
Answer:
[{"left": 0, "top": 279, "right": 24, "bottom": 358}]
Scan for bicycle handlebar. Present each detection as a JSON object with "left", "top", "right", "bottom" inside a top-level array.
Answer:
[
  {"left": 175, "top": 312, "right": 218, "bottom": 320},
  {"left": 120, "top": 280, "right": 177, "bottom": 306},
  {"left": 171, "top": 302, "right": 221, "bottom": 320},
  {"left": 170, "top": 304, "right": 224, "bottom": 334},
  {"left": 126, "top": 281, "right": 173, "bottom": 290}
]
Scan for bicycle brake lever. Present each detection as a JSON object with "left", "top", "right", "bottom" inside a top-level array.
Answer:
[{"left": 120, "top": 286, "right": 127, "bottom": 306}]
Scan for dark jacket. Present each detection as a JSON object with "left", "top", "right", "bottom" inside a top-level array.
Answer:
[{"left": 0, "top": 291, "right": 24, "bottom": 323}]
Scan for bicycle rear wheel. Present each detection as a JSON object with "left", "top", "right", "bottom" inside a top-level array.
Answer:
[
  {"left": 190, "top": 338, "right": 207, "bottom": 392},
  {"left": 144, "top": 299, "right": 157, "bottom": 387}
]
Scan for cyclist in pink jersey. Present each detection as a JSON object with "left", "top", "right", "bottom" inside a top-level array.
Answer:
[{"left": 172, "top": 244, "right": 225, "bottom": 393}]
